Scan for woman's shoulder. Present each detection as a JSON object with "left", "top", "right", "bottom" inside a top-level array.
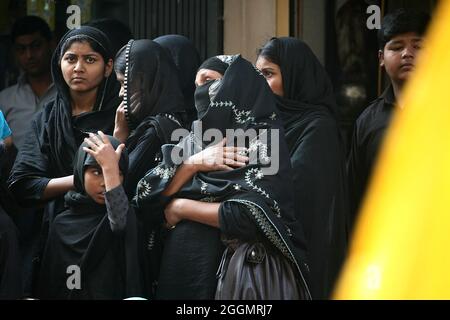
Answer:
[{"left": 302, "top": 108, "right": 339, "bottom": 131}]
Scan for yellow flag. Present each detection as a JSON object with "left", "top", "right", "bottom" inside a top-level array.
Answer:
[{"left": 335, "top": 1, "right": 450, "bottom": 300}]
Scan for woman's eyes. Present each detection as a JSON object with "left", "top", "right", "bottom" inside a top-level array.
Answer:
[
  {"left": 92, "top": 170, "right": 102, "bottom": 176},
  {"left": 64, "top": 55, "right": 76, "bottom": 63},
  {"left": 85, "top": 56, "right": 96, "bottom": 64},
  {"left": 262, "top": 71, "right": 273, "bottom": 79}
]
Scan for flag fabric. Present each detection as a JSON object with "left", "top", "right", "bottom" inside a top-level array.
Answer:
[{"left": 335, "top": 0, "right": 450, "bottom": 299}]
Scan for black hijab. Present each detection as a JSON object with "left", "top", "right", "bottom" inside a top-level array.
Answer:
[
  {"left": 259, "top": 37, "right": 337, "bottom": 117},
  {"left": 64, "top": 136, "right": 129, "bottom": 213},
  {"left": 259, "top": 37, "right": 348, "bottom": 299},
  {"left": 135, "top": 55, "right": 311, "bottom": 299},
  {"left": 116, "top": 39, "right": 185, "bottom": 129},
  {"left": 48, "top": 26, "right": 121, "bottom": 176},
  {"left": 115, "top": 39, "right": 185, "bottom": 147},
  {"left": 154, "top": 34, "right": 201, "bottom": 126}
]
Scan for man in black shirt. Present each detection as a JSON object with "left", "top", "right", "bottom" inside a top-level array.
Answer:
[{"left": 347, "top": 9, "right": 430, "bottom": 229}]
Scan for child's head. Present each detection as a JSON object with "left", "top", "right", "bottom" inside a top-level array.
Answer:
[
  {"left": 73, "top": 135, "right": 129, "bottom": 205},
  {"left": 378, "top": 9, "right": 430, "bottom": 87}
]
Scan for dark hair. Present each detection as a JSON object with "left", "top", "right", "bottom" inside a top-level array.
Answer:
[
  {"left": 60, "top": 35, "right": 110, "bottom": 63},
  {"left": 257, "top": 37, "right": 281, "bottom": 66},
  {"left": 114, "top": 44, "right": 127, "bottom": 75},
  {"left": 88, "top": 18, "right": 133, "bottom": 56},
  {"left": 11, "top": 15, "right": 52, "bottom": 42},
  {"left": 378, "top": 9, "right": 431, "bottom": 50}
]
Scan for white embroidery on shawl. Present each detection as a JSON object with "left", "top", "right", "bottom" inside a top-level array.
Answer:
[
  {"left": 201, "top": 181, "right": 210, "bottom": 195},
  {"left": 209, "top": 100, "right": 255, "bottom": 124},
  {"left": 136, "top": 179, "right": 152, "bottom": 200},
  {"left": 245, "top": 168, "right": 282, "bottom": 218},
  {"left": 248, "top": 139, "right": 270, "bottom": 164},
  {"left": 153, "top": 166, "right": 176, "bottom": 180}
]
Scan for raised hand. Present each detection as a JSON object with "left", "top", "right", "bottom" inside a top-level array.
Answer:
[
  {"left": 113, "top": 101, "right": 130, "bottom": 143},
  {"left": 83, "top": 131, "right": 125, "bottom": 172}
]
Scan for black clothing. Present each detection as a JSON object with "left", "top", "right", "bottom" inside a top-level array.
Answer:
[
  {"left": 0, "top": 206, "right": 22, "bottom": 299},
  {"left": 198, "top": 57, "right": 230, "bottom": 76},
  {"left": 154, "top": 35, "right": 201, "bottom": 127},
  {"left": 117, "top": 39, "right": 185, "bottom": 196},
  {"left": 263, "top": 37, "right": 349, "bottom": 299},
  {"left": 7, "top": 26, "right": 120, "bottom": 297},
  {"left": 135, "top": 55, "right": 312, "bottom": 300},
  {"left": 37, "top": 138, "right": 142, "bottom": 299},
  {"left": 8, "top": 26, "right": 120, "bottom": 211},
  {"left": 347, "top": 85, "right": 396, "bottom": 228}
]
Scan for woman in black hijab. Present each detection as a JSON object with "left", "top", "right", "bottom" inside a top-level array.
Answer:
[
  {"left": 8, "top": 26, "right": 120, "bottom": 216},
  {"left": 37, "top": 134, "right": 142, "bottom": 299},
  {"left": 256, "top": 37, "right": 349, "bottom": 299},
  {"left": 113, "top": 39, "right": 185, "bottom": 196},
  {"left": 135, "top": 55, "right": 311, "bottom": 300},
  {"left": 154, "top": 34, "right": 201, "bottom": 128}
]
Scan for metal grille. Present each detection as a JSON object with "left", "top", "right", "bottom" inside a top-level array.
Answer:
[{"left": 129, "top": 0, "right": 223, "bottom": 61}]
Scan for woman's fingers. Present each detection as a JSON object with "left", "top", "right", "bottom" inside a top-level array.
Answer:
[
  {"left": 223, "top": 158, "right": 247, "bottom": 168},
  {"left": 223, "top": 152, "right": 249, "bottom": 163}
]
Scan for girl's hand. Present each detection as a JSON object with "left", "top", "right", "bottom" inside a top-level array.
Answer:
[
  {"left": 185, "top": 138, "right": 248, "bottom": 173},
  {"left": 113, "top": 101, "right": 130, "bottom": 143},
  {"left": 83, "top": 131, "right": 125, "bottom": 172}
]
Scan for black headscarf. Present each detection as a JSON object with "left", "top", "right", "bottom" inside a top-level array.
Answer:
[
  {"left": 48, "top": 26, "right": 121, "bottom": 176},
  {"left": 37, "top": 136, "right": 143, "bottom": 299},
  {"left": 64, "top": 135, "right": 129, "bottom": 212},
  {"left": 135, "top": 55, "right": 311, "bottom": 299},
  {"left": 154, "top": 34, "right": 201, "bottom": 126},
  {"left": 198, "top": 56, "right": 230, "bottom": 76},
  {"left": 258, "top": 37, "right": 349, "bottom": 299},
  {"left": 259, "top": 37, "right": 337, "bottom": 117},
  {"left": 114, "top": 40, "right": 186, "bottom": 197},
  {"left": 115, "top": 39, "right": 185, "bottom": 131}
]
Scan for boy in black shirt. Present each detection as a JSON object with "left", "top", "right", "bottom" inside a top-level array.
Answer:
[{"left": 347, "top": 9, "right": 430, "bottom": 228}]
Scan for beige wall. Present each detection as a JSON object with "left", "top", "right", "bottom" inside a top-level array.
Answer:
[{"left": 223, "top": 0, "right": 277, "bottom": 62}]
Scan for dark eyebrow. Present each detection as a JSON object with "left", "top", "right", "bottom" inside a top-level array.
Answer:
[{"left": 63, "top": 52, "right": 101, "bottom": 57}]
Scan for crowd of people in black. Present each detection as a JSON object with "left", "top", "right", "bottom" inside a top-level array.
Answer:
[{"left": 0, "top": 8, "right": 430, "bottom": 300}]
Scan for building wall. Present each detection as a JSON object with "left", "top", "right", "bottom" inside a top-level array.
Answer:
[
  {"left": 224, "top": 0, "right": 327, "bottom": 65},
  {"left": 223, "top": 0, "right": 277, "bottom": 62}
]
